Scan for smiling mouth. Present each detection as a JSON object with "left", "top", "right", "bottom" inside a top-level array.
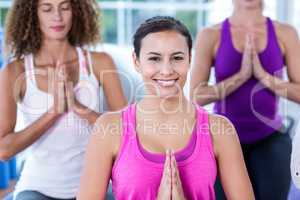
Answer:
[{"left": 153, "top": 78, "right": 179, "bottom": 87}]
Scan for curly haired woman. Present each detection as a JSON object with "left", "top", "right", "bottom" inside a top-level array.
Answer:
[{"left": 0, "top": 0, "right": 127, "bottom": 199}]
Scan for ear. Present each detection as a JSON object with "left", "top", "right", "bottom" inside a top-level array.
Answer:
[{"left": 132, "top": 51, "right": 142, "bottom": 73}]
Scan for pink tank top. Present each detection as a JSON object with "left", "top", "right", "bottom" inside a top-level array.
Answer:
[{"left": 111, "top": 104, "right": 217, "bottom": 200}]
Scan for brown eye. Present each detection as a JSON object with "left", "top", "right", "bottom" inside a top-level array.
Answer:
[
  {"left": 149, "top": 57, "right": 160, "bottom": 62},
  {"left": 173, "top": 56, "right": 184, "bottom": 61}
]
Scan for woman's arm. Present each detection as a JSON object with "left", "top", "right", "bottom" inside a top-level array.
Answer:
[
  {"left": 190, "top": 27, "right": 252, "bottom": 106},
  {"left": 72, "top": 52, "right": 127, "bottom": 124},
  {"left": 209, "top": 115, "right": 255, "bottom": 200},
  {"left": 77, "top": 112, "right": 121, "bottom": 200},
  {"left": 0, "top": 62, "right": 63, "bottom": 161},
  {"left": 252, "top": 24, "right": 300, "bottom": 103}
]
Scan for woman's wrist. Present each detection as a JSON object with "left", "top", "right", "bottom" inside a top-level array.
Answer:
[
  {"left": 237, "top": 69, "right": 251, "bottom": 84},
  {"left": 256, "top": 71, "right": 266, "bottom": 82},
  {"left": 73, "top": 99, "right": 87, "bottom": 115},
  {"left": 46, "top": 107, "right": 64, "bottom": 120}
]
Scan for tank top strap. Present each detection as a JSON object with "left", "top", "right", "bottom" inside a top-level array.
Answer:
[
  {"left": 86, "top": 50, "right": 95, "bottom": 76},
  {"left": 24, "top": 54, "right": 37, "bottom": 85},
  {"left": 220, "top": 18, "right": 231, "bottom": 44},
  {"left": 266, "top": 17, "right": 274, "bottom": 38},
  {"left": 266, "top": 17, "right": 280, "bottom": 47},
  {"left": 111, "top": 104, "right": 136, "bottom": 171},
  {"left": 121, "top": 104, "right": 137, "bottom": 139},
  {"left": 194, "top": 105, "right": 214, "bottom": 152},
  {"left": 76, "top": 47, "right": 89, "bottom": 79},
  {"left": 194, "top": 105, "right": 209, "bottom": 132}
]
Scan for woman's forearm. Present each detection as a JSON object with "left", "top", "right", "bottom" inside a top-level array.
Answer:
[
  {"left": 258, "top": 71, "right": 300, "bottom": 103},
  {"left": 193, "top": 71, "right": 248, "bottom": 106},
  {"left": 73, "top": 101, "right": 101, "bottom": 125},
  {"left": 0, "top": 110, "right": 61, "bottom": 161}
]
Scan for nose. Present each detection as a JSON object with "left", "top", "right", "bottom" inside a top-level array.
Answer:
[
  {"left": 53, "top": 8, "right": 63, "bottom": 21},
  {"left": 160, "top": 61, "right": 174, "bottom": 76}
]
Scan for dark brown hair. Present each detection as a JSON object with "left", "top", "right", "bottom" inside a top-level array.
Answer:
[
  {"left": 133, "top": 16, "right": 192, "bottom": 58},
  {"left": 4, "top": 0, "right": 101, "bottom": 59}
]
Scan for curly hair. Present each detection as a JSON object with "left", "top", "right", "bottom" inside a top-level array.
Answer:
[{"left": 4, "top": 0, "right": 101, "bottom": 60}]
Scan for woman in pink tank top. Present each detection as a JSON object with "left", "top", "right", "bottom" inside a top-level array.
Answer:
[{"left": 78, "top": 16, "right": 254, "bottom": 200}]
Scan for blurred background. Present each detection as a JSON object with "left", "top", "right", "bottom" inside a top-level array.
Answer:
[
  {"left": 0, "top": 0, "right": 298, "bottom": 46},
  {"left": 0, "top": 0, "right": 300, "bottom": 199},
  {"left": 0, "top": 0, "right": 299, "bottom": 147},
  {"left": 0, "top": 1, "right": 298, "bottom": 143}
]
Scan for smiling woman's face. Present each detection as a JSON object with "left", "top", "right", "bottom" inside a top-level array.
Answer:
[
  {"left": 38, "top": 0, "right": 73, "bottom": 41},
  {"left": 133, "top": 30, "right": 190, "bottom": 99}
]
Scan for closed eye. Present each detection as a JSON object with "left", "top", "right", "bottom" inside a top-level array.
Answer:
[
  {"left": 41, "top": 5, "right": 52, "bottom": 12},
  {"left": 60, "top": 2, "right": 71, "bottom": 10}
]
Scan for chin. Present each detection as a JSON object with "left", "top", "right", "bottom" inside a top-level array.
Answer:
[
  {"left": 45, "top": 32, "right": 69, "bottom": 41},
  {"left": 243, "top": 2, "right": 261, "bottom": 9},
  {"left": 157, "top": 88, "right": 182, "bottom": 99},
  {"left": 245, "top": 5, "right": 261, "bottom": 9}
]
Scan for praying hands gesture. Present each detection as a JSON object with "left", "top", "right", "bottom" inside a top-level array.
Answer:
[
  {"left": 239, "top": 34, "right": 267, "bottom": 82},
  {"left": 157, "top": 150, "right": 186, "bottom": 200},
  {"left": 50, "top": 61, "right": 89, "bottom": 117},
  {"left": 50, "top": 61, "right": 68, "bottom": 115}
]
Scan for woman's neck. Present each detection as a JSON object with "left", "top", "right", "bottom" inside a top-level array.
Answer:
[
  {"left": 36, "top": 39, "right": 75, "bottom": 65},
  {"left": 230, "top": 9, "right": 265, "bottom": 26},
  {"left": 137, "top": 95, "right": 193, "bottom": 117}
]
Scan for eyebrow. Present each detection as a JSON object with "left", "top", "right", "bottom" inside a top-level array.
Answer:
[
  {"left": 146, "top": 51, "right": 185, "bottom": 56},
  {"left": 39, "top": 2, "right": 51, "bottom": 7},
  {"left": 39, "top": 0, "right": 70, "bottom": 6},
  {"left": 59, "top": 0, "right": 71, "bottom": 6},
  {"left": 147, "top": 52, "right": 161, "bottom": 56},
  {"left": 172, "top": 52, "right": 185, "bottom": 56}
]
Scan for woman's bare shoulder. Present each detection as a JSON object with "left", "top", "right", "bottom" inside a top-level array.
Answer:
[
  {"left": 208, "top": 113, "right": 239, "bottom": 157},
  {"left": 196, "top": 23, "right": 222, "bottom": 41},
  {"left": 92, "top": 110, "right": 123, "bottom": 156},
  {"left": 272, "top": 20, "right": 299, "bottom": 42}
]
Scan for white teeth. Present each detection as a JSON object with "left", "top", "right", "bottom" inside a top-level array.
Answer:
[{"left": 156, "top": 80, "right": 176, "bottom": 87}]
